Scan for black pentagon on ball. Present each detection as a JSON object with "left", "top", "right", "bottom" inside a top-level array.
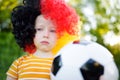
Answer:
[
  {"left": 51, "top": 55, "right": 63, "bottom": 76},
  {"left": 80, "top": 59, "right": 104, "bottom": 80}
]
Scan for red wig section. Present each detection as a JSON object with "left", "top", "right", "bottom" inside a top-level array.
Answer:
[
  {"left": 24, "top": 44, "right": 36, "bottom": 54},
  {"left": 41, "top": 0, "right": 80, "bottom": 36}
]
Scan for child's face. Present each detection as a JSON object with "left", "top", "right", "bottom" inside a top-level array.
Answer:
[{"left": 34, "top": 15, "right": 57, "bottom": 52}]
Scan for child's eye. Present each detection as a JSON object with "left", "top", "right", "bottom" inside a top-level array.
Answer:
[
  {"left": 36, "top": 28, "right": 43, "bottom": 31},
  {"left": 50, "top": 29, "right": 56, "bottom": 33}
]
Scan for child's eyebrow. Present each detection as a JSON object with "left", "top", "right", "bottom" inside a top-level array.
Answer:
[{"left": 35, "top": 24, "right": 44, "bottom": 28}]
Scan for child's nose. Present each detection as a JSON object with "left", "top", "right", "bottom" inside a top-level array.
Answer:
[{"left": 43, "top": 29, "right": 49, "bottom": 38}]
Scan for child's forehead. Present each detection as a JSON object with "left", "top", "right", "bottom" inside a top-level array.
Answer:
[
  {"left": 36, "top": 15, "right": 51, "bottom": 22},
  {"left": 35, "top": 15, "right": 56, "bottom": 27}
]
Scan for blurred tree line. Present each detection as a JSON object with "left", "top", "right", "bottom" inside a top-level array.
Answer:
[{"left": 0, "top": 0, "right": 120, "bottom": 80}]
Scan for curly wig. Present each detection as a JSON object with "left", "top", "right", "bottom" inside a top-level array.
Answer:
[
  {"left": 11, "top": 6, "right": 40, "bottom": 53},
  {"left": 23, "top": 0, "right": 40, "bottom": 11},
  {"left": 11, "top": 0, "right": 80, "bottom": 54}
]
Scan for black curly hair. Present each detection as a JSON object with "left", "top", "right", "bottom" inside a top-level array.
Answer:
[
  {"left": 23, "top": 0, "right": 40, "bottom": 11},
  {"left": 11, "top": 0, "right": 41, "bottom": 53}
]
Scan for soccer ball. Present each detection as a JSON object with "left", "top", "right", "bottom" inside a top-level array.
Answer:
[{"left": 50, "top": 40, "right": 119, "bottom": 80}]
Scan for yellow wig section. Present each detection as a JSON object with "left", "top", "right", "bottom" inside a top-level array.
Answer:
[
  {"left": 52, "top": 20, "right": 82, "bottom": 55},
  {"left": 52, "top": 33, "right": 80, "bottom": 55}
]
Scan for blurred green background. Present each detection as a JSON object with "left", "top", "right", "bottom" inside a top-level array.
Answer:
[{"left": 0, "top": 0, "right": 120, "bottom": 80}]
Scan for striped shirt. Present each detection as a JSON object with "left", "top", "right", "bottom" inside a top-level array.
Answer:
[{"left": 6, "top": 54, "right": 53, "bottom": 80}]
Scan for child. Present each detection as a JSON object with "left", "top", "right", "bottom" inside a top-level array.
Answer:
[{"left": 6, "top": 0, "right": 80, "bottom": 80}]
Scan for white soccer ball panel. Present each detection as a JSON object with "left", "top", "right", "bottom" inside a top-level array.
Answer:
[{"left": 51, "top": 66, "right": 84, "bottom": 80}]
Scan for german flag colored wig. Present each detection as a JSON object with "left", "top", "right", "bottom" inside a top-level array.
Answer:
[{"left": 12, "top": 0, "right": 81, "bottom": 54}]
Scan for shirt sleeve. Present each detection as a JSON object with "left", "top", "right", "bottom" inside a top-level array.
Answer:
[{"left": 6, "top": 59, "right": 19, "bottom": 78}]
